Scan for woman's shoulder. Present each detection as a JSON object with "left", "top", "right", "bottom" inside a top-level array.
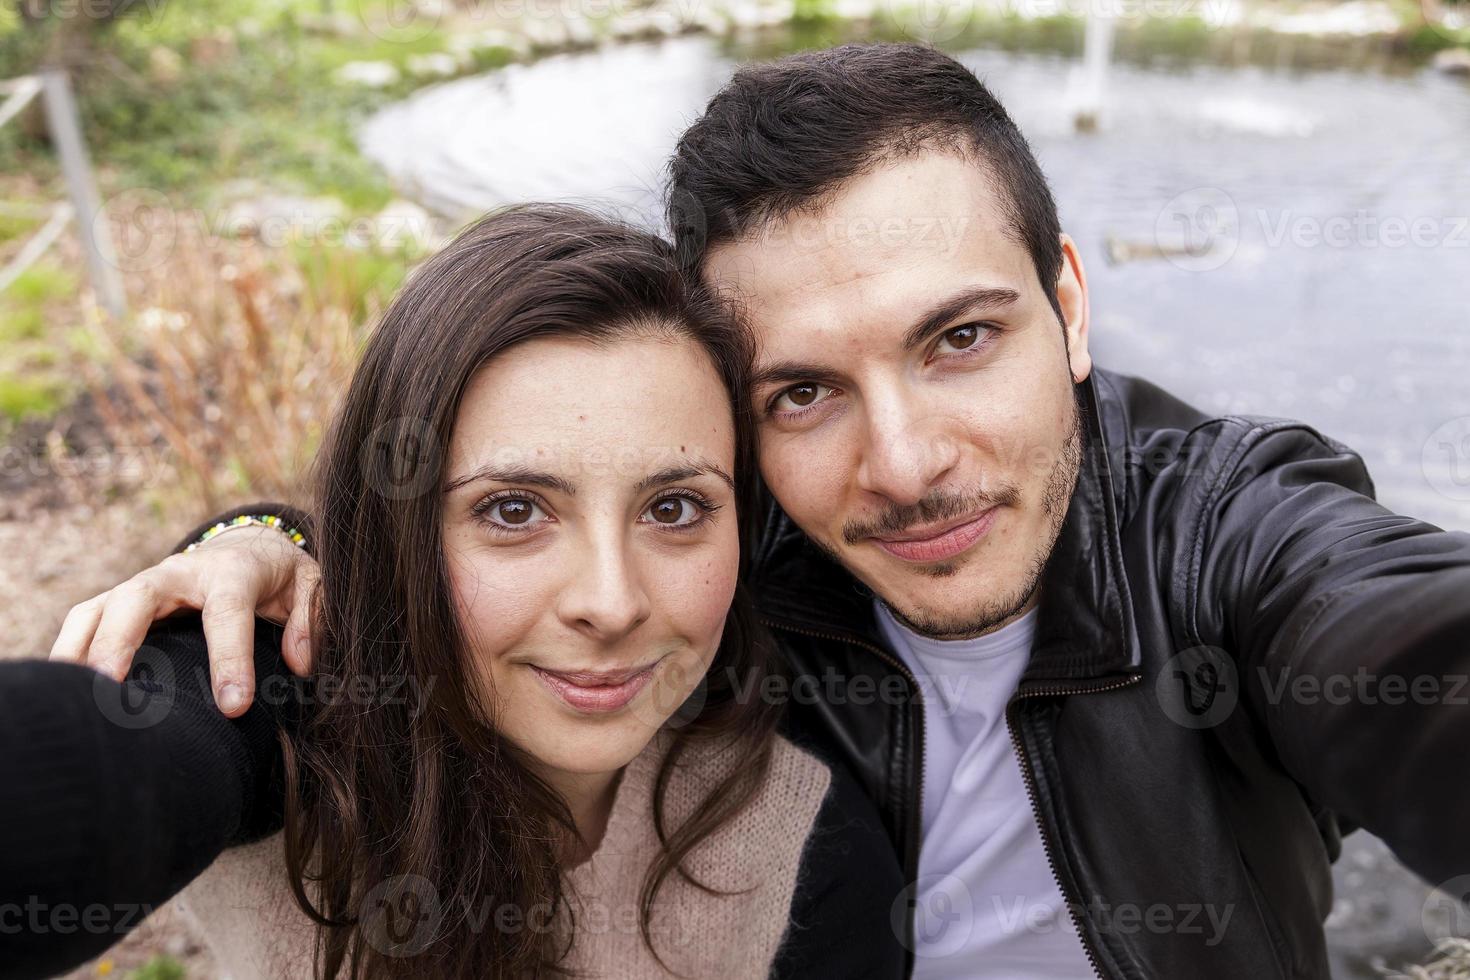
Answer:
[
  {"left": 653, "top": 733, "right": 833, "bottom": 879},
  {"left": 172, "top": 832, "right": 319, "bottom": 980},
  {"left": 768, "top": 742, "right": 909, "bottom": 979},
  {"left": 686, "top": 733, "right": 909, "bottom": 977},
  {"left": 663, "top": 732, "right": 892, "bottom": 866}
]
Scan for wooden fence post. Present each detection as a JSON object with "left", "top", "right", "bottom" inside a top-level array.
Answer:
[{"left": 39, "top": 68, "right": 128, "bottom": 321}]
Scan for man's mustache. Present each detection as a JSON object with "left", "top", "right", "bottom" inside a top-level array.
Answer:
[{"left": 842, "top": 484, "right": 1021, "bottom": 545}]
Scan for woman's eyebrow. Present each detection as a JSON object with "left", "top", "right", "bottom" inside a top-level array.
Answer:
[
  {"left": 634, "top": 460, "right": 736, "bottom": 494},
  {"left": 443, "top": 464, "right": 577, "bottom": 496}
]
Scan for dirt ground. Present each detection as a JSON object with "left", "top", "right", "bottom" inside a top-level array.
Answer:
[{"left": 0, "top": 399, "right": 226, "bottom": 977}]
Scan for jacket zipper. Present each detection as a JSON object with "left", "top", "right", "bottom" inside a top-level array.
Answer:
[
  {"left": 760, "top": 618, "right": 927, "bottom": 888},
  {"left": 1005, "top": 673, "right": 1142, "bottom": 980}
]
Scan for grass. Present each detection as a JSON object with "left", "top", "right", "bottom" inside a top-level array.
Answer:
[
  {"left": 128, "top": 954, "right": 186, "bottom": 980},
  {"left": 85, "top": 222, "right": 422, "bottom": 509},
  {"left": 0, "top": 1, "right": 472, "bottom": 212},
  {"left": 0, "top": 261, "right": 79, "bottom": 422},
  {"left": 0, "top": 375, "right": 65, "bottom": 420}
]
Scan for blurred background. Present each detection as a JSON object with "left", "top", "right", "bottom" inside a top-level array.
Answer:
[{"left": 2, "top": 0, "right": 1468, "bottom": 976}]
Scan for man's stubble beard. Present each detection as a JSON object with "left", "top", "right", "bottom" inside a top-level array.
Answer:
[{"left": 870, "top": 388, "right": 1085, "bottom": 641}]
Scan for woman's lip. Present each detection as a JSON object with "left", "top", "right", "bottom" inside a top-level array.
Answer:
[
  {"left": 531, "top": 662, "right": 659, "bottom": 714},
  {"left": 872, "top": 507, "right": 998, "bottom": 563}
]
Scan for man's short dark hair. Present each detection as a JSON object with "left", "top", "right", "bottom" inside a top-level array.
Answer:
[{"left": 667, "top": 42, "right": 1064, "bottom": 315}]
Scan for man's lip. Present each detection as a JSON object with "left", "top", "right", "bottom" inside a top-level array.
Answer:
[
  {"left": 530, "top": 660, "right": 663, "bottom": 714},
  {"left": 871, "top": 506, "right": 999, "bottom": 563}
]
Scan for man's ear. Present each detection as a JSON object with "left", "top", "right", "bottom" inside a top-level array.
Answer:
[{"left": 1056, "top": 232, "right": 1092, "bottom": 383}]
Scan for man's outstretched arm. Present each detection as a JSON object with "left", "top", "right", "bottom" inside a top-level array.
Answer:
[
  {"left": 1191, "top": 421, "right": 1470, "bottom": 886},
  {"left": 0, "top": 613, "right": 298, "bottom": 978}
]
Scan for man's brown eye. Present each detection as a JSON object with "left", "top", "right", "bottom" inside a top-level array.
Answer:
[
  {"left": 788, "top": 384, "right": 818, "bottom": 406},
  {"left": 496, "top": 500, "right": 533, "bottom": 525},
  {"left": 946, "top": 325, "right": 978, "bottom": 350}
]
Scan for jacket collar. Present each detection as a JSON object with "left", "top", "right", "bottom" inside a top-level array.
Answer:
[{"left": 750, "top": 371, "right": 1143, "bottom": 684}]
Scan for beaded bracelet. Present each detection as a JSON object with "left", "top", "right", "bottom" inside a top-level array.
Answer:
[{"left": 183, "top": 514, "right": 309, "bottom": 553}]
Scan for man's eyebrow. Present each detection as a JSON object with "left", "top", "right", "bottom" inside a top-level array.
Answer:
[
  {"left": 634, "top": 460, "right": 736, "bottom": 495},
  {"left": 443, "top": 464, "right": 577, "bottom": 496},
  {"left": 749, "top": 362, "right": 846, "bottom": 394},
  {"left": 902, "top": 285, "right": 1021, "bottom": 352}
]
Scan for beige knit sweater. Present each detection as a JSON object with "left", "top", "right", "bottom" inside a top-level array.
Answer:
[{"left": 172, "top": 733, "right": 832, "bottom": 979}]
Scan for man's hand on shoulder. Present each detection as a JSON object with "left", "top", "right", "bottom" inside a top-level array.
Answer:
[{"left": 47, "top": 520, "right": 318, "bottom": 717}]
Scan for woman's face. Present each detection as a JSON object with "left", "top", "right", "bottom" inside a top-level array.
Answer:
[{"left": 441, "top": 333, "right": 740, "bottom": 782}]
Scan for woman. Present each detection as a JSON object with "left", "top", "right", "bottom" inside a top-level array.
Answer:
[{"left": 0, "top": 206, "right": 904, "bottom": 979}]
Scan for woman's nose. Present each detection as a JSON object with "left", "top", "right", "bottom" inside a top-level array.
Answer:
[{"left": 554, "top": 536, "right": 652, "bottom": 643}]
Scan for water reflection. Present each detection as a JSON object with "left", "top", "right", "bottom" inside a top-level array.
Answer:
[{"left": 361, "top": 36, "right": 1470, "bottom": 532}]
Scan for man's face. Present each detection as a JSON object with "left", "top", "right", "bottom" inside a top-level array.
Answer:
[{"left": 705, "top": 150, "right": 1093, "bottom": 639}]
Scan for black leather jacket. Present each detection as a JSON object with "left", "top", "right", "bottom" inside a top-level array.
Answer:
[{"left": 749, "top": 367, "right": 1470, "bottom": 979}]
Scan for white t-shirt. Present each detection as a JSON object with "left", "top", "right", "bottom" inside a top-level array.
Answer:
[{"left": 875, "top": 601, "right": 1095, "bottom": 979}]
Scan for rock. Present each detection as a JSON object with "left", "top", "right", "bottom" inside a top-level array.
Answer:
[
  {"left": 146, "top": 46, "right": 184, "bottom": 86},
  {"left": 220, "top": 195, "right": 347, "bottom": 247},
  {"left": 562, "top": 14, "right": 598, "bottom": 47},
  {"left": 189, "top": 29, "right": 237, "bottom": 67},
  {"left": 333, "top": 61, "right": 401, "bottom": 88},
  {"left": 447, "top": 29, "right": 532, "bottom": 60},
  {"left": 298, "top": 12, "right": 361, "bottom": 37},
  {"left": 521, "top": 17, "right": 570, "bottom": 49},
  {"left": 406, "top": 52, "right": 459, "bottom": 78},
  {"left": 1256, "top": 0, "right": 1401, "bottom": 37},
  {"left": 372, "top": 200, "right": 440, "bottom": 250},
  {"left": 649, "top": 9, "right": 685, "bottom": 36},
  {"left": 1432, "top": 47, "right": 1470, "bottom": 76}
]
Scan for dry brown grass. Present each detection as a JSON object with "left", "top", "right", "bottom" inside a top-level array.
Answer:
[
  {"left": 82, "top": 219, "right": 411, "bottom": 513},
  {"left": 1392, "top": 939, "right": 1470, "bottom": 979},
  {"left": 1, "top": 211, "right": 416, "bottom": 660}
]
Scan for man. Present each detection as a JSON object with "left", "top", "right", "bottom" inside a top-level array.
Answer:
[{"left": 35, "top": 43, "right": 1470, "bottom": 977}]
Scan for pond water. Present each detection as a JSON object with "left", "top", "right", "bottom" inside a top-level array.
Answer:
[
  {"left": 360, "top": 28, "right": 1470, "bottom": 977},
  {"left": 362, "top": 32, "right": 1470, "bottom": 535}
]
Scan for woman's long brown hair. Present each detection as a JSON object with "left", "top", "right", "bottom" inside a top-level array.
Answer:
[{"left": 279, "top": 205, "right": 783, "bottom": 978}]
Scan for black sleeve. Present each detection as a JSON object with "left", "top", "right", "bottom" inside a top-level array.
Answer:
[
  {"left": 1193, "top": 424, "right": 1470, "bottom": 884},
  {"left": 769, "top": 760, "right": 909, "bottom": 979},
  {"left": 0, "top": 613, "right": 300, "bottom": 978},
  {"left": 170, "top": 500, "right": 316, "bottom": 556}
]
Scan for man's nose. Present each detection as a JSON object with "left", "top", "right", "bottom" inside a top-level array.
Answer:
[{"left": 854, "top": 395, "right": 961, "bottom": 506}]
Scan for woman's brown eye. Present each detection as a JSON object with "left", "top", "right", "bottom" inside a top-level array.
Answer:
[
  {"left": 496, "top": 500, "right": 533, "bottom": 525},
  {"left": 788, "top": 384, "right": 818, "bottom": 406},
  {"left": 650, "top": 498, "right": 687, "bottom": 524}
]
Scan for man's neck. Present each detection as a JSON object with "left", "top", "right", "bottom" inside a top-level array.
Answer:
[{"left": 880, "top": 587, "right": 1041, "bottom": 643}]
